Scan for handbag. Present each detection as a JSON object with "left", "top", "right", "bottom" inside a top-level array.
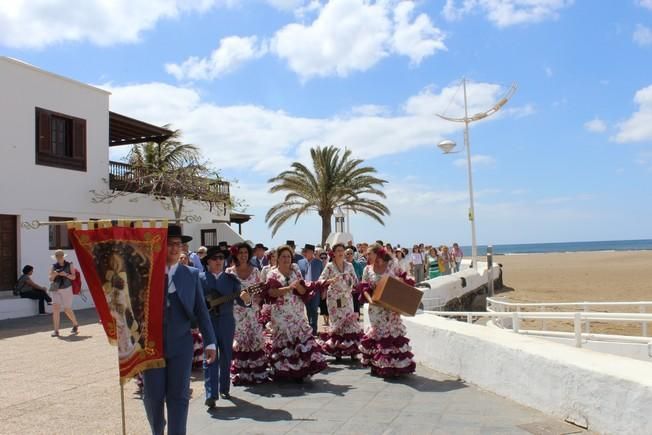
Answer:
[{"left": 48, "top": 280, "right": 60, "bottom": 292}]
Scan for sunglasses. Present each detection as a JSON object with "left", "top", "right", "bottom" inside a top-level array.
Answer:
[{"left": 320, "top": 255, "right": 328, "bottom": 259}]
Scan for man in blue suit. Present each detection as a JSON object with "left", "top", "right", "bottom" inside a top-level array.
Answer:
[
  {"left": 200, "top": 246, "right": 250, "bottom": 408},
  {"left": 297, "top": 243, "right": 324, "bottom": 335},
  {"left": 286, "top": 240, "right": 304, "bottom": 264},
  {"left": 250, "top": 243, "right": 268, "bottom": 270},
  {"left": 143, "top": 225, "right": 217, "bottom": 435}
]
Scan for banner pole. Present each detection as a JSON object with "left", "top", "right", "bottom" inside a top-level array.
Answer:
[{"left": 120, "top": 382, "right": 127, "bottom": 435}]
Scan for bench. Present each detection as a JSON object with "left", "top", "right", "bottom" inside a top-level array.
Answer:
[{"left": 0, "top": 292, "right": 95, "bottom": 320}]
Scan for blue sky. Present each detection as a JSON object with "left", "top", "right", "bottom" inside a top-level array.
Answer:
[{"left": 3, "top": 0, "right": 652, "bottom": 247}]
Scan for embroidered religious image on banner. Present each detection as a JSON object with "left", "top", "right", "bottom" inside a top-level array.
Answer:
[{"left": 68, "top": 222, "right": 167, "bottom": 384}]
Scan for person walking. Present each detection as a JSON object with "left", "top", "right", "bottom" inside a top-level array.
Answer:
[
  {"left": 200, "top": 246, "right": 247, "bottom": 407},
  {"left": 410, "top": 245, "right": 425, "bottom": 283},
  {"left": 358, "top": 244, "right": 416, "bottom": 378},
  {"left": 451, "top": 243, "right": 463, "bottom": 272},
  {"left": 346, "top": 248, "right": 364, "bottom": 315},
  {"left": 226, "top": 243, "right": 269, "bottom": 386},
  {"left": 427, "top": 247, "right": 440, "bottom": 279},
  {"left": 142, "top": 225, "right": 216, "bottom": 435},
  {"left": 264, "top": 245, "right": 327, "bottom": 381},
  {"left": 15, "top": 265, "right": 51, "bottom": 315},
  {"left": 297, "top": 244, "right": 325, "bottom": 335},
  {"left": 439, "top": 246, "right": 452, "bottom": 276},
  {"left": 250, "top": 243, "right": 268, "bottom": 271},
  {"left": 49, "top": 250, "right": 80, "bottom": 337},
  {"left": 319, "top": 243, "right": 363, "bottom": 360}
]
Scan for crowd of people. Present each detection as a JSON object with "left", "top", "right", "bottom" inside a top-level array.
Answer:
[
  {"left": 139, "top": 228, "right": 466, "bottom": 434},
  {"left": 16, "top": 226, "right": 463, "bottom": 435}
]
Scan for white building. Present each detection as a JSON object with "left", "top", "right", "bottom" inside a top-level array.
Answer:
[{"left": 0, "top": 57, "right": 243, "bottom": 318}]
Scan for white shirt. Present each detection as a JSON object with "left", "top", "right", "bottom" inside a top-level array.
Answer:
[
  {"left": 305, "top": 261, "right": 313, "bottom": 281},
  {"left": 411, "top": 253, "right": 424, "bottom": 265},
  {"left": 166, "top": 263, "right": 179, "bottom": 293},
  {"left": 167, "top": 262, "right": 215, "bottom": 351}
]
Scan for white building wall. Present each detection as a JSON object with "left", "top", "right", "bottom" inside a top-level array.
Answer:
[{"left": 0, "top": 57, "right": 229, "bottom": 294}]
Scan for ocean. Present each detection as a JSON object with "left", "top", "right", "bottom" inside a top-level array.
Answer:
[{"left": 462, "top": 239, "right": 652, "bottom": 256}]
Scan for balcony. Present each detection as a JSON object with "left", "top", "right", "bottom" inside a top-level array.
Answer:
[{"left": 108, "top": 160, "right": 230, "bottom": 200}]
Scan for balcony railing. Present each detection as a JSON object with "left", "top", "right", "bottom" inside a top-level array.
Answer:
[{"left": 109, "top": 160, "right": 230, "bottom": 200}]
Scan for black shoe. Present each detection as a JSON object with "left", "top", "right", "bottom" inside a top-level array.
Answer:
[
  {"left": 71, "top": 325, "right": 79, "bottom": 335},
  {"left": 205, "top": 397, "right": 217, "bottom": 408},
  {"left": 220, "top": 392, "right": 231, "bottom": 400}
]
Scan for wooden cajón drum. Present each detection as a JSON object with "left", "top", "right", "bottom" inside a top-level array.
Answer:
[{"left": 371, "top": 275, "right": 423, "bottom": 316}]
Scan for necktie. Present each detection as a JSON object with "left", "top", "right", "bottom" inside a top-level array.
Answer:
[{"left": 163, "top": 272, "right": 170, "bottom": 323}]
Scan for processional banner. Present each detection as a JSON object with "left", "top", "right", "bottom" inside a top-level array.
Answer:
[{"left": 68, "top": 221, "right": 167, "bottom": 384}]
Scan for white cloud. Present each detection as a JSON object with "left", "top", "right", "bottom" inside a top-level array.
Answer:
[
  {"left": 271, "top": 0, "right": 445, "bottom": 80},
  {"left": 391, "top": 1, "right": 447, "bottom": 64},
  {"left": 103, "top": 80, "right": 521, "bottom": 175},
  {"left": 166, "top": 36, "right": 267, "bottom": 81},
  {"left": 613, "top": 84, "right": 652, "bottom": 143},
  {"left": 639, "top": 0, "right": 652, "bottom": 10},
  {"left": 453, "top": 154, "right": 496, "bottom": 168},
  {"left": 0, "top": 0, "right": 229, "bottom": 49},
  {"left": 349, "top": 104, "right": 391, "bottom": 117},
  {"left": 584, "top": 117, "right": 607, "bottom": 133},
  {"left": 265, "top": 0, "right": 309, "bottom": 11},
  {"left": 442, "top": 0, "right": 573, "bottom": 28},
  {"left": 633, "top": 24, "right": 652, "bottom": 47},
  {"left": 404, "top": 82, "right": 503, "bottom": 117}
]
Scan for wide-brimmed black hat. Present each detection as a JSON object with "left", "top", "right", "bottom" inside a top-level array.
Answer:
[
  {"left": 286, "top": 240, "right": 296, "bottom": 247},
  {"left": 303, "top": 243, "right": 315, "bottom": 252},
  {"left": 168, "top": 224, "right": 192, "bottom": 243},
  {"left": 202, "top": 246, "right": 226, "bottom": 265},
  {"left": 254, "top": 243, "right": 267, "bottom": 250}
]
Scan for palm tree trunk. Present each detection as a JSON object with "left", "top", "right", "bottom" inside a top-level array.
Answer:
[{"left": 321, "top": 212, "right": 332, "bottom": 246}]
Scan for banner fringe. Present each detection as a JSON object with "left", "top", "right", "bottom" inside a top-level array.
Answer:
[{"left": 119, "top": 358, "right": 166, "bottom": 385}]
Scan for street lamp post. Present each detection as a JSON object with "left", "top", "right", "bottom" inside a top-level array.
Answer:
[{"left": 437, "top": 78, "right": 517, "bottom": 269}]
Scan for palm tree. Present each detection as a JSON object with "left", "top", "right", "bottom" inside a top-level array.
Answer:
[
  {"left": 127, "top": 126, "right": 199, "bottom": 172},
  {"left": 125, "top": 127, "right": 218, "bottom": 223},
  {"left": 266, "top": 146, "right": 390, "bottom": 245}
]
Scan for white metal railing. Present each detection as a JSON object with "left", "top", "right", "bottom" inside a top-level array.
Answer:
[
  {"left": 486, "top": 297, "right": 652, "bottom": 337},
  {"left": 423, "top": 310, "right": 652, "bottom": 348}
]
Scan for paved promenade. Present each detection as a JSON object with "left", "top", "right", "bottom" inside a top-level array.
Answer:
[{"left": 1, "top": 309, "right": 589, "bottom": 434}]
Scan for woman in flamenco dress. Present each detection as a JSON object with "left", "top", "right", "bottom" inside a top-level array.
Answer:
[
  {"left": 225, "top": 242, "right": 270, "bottom": 385},
  {"left": 318, "top": 243, "right": 363, "bottom": 360},
  {"left": 264, "top": 245, "right": 328, "bottom": 381},
  {"left": 357, "top": 243, "right": 416, "bottom": 378}
]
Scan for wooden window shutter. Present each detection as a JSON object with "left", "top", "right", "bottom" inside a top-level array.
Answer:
[
  {"left": 72, "top": 118, "right": 86, "bottom": 160},
  {"left": 36, "top": 108, "right": 51, "bottom": 153}
]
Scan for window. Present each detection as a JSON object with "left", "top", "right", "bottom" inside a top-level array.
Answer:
[
  {"left": 35, "top": 107, "right": 86, "bottom": 171},
  {"left": 201, "top": 229, "right": 217, "bottom": 247},
  {"left": 49, "top": 216, "right": 74, "bottom": 250}
]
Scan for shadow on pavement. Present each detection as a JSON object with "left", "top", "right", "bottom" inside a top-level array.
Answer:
[
  {"left": 57, "top": 334, "right": 93, "bottom": 342},
  {"left": 0, "top": 308, "right": 100, "bottom": 339},
  {"left": 384, "top": 373, "right": 467, "bottom": 393},
  {"left": 208, "top": 396, "right": 301, "bottom": 422},
  {"left": 244, "top": 377, "right": 354, "bottom": 398}
]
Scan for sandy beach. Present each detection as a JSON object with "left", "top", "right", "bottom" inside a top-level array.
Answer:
[{"left": 494, "top": 250, "right": 652, "bottom": 335}]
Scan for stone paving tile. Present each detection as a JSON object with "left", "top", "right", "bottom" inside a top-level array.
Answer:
[{"left": 1, "top": 310, "right": 586, "bottom": 435}]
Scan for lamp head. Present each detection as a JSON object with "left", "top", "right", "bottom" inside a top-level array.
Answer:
[{"left": 438, "top": 139, "right": 457, "bottom": 154}]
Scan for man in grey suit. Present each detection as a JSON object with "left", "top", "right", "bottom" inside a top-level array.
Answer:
[
  {"left": 142, "top": 225, "right": 217, "bottom": 435},
  {"left": 297, "top": 243, "right": 324, "bottom": 335}
]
